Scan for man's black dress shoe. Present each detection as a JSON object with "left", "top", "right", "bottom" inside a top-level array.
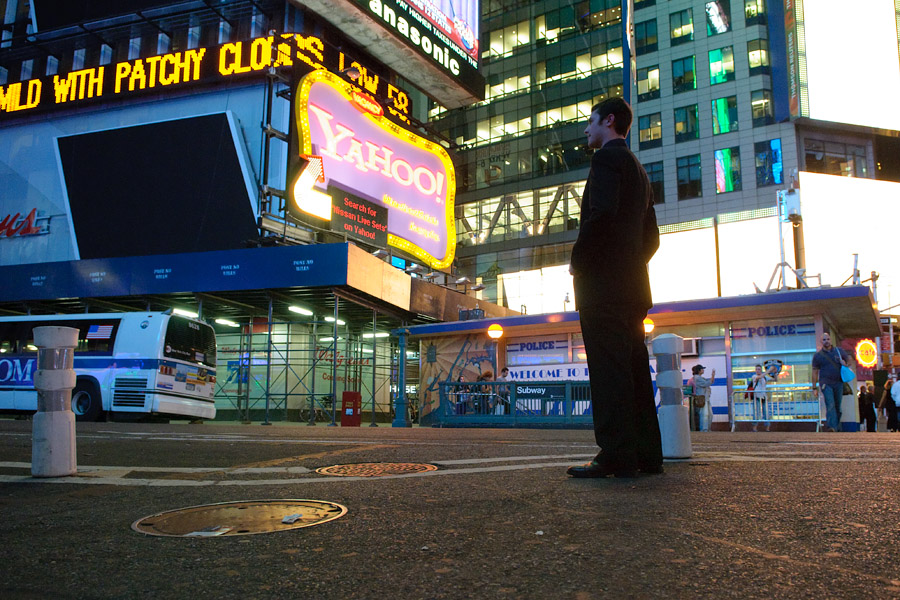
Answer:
[{"left": 566, "top": 461, "right": 638, "bottom": 478}]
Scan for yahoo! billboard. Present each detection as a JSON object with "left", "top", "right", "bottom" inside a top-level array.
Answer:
[{"left": 293, "top": 70, "right": 456, "bottom": 269}]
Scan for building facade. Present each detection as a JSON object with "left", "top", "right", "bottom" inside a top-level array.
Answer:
[{"left": 432, "top": 0, "right": 900, "bottom": 314}]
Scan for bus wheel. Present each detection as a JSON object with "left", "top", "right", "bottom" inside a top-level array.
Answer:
[{"left": 71, "top": 381, "right": 103, "bottom": 422}]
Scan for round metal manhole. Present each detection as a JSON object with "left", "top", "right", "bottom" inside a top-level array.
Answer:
[
  {"left": 131, "top": 499, "right": 347, "bottom": 537},
  {"left": 315, "top": 462, "right": 439, "bottom": 477}
]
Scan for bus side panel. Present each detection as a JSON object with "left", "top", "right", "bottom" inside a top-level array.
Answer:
[
  {"left": 15, "top": 390, "right": 38, "bottom": 411},
  {"left": 150, "top": 393, "right": 216, "bottom": 420}
]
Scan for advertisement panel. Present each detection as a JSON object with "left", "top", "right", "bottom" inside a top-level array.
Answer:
[
  {"left": 0, "top": 31, "right": 413, "bottom": 125},
  {"left": 292, "top": 69, "right": 456, "bottom": 269},
  {"left": 352, "top": 0, "right": 482, "bottom": 96}
]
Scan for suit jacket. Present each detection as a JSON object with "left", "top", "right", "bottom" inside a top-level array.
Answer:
[{"left": 570, "top": 138, "right": 659, "bottom": 311}]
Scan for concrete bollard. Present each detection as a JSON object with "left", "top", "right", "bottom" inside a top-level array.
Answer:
[
  {"left": 31, "top": 326, "right": 79, "bottom": 478},
  {"left": 652, "top": 333, "right": 692, "bottom": 459}
]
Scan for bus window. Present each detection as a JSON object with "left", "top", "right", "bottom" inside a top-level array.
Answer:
[
  {"left": 164, "top": 318, "right": 216, "bottom": 367},
  {"left": 20, "top": 319, "right": 118, "bottom": 355}
]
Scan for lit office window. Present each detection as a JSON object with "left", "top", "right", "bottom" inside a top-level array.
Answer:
[
  {"left": 488, "top": 20, "right": 530, "bottom": 58},
  {"left": 670, "top": 9, "right": 693, "bottom": 46},
  {"left": 674, "top": 105, "right": 700, "bottom": 142},
  {"left": 751, "top": 89, "right": 774, "bottom": 126},
  {"left": 748, "top": 39, "right": 769, "bottom": 75},
  {"left": 715, "top": 147, "right": 742, "bottom": 193},
  {"left": 639, "top": 113, "right": 663, "bottom": 149},
  {"left": 672, "top": 56, "right": 696, "bottom": 93},
  {"left": 576, "top": 0, "right": 622, "bottom": 32},
  {"left": 709, "top": 47, "right": 735, "bottom": 84},
  {"left": 804, "top": 139, "right": 868, "bottom": 178},
  {"left": 677, "top": 155, "right": 702, "bottom": 199},
  {"left": 745, "top": 0, "right": 767, "bottom": 26},
  {"left": 635, "top": 19, "right": 658, "bottom": 55},
  {"left": 645, "top": 161, "right": 665, "bottom": 204},
  {"left": 706, "top": 1, "right": 732, "bottom": 35},
  {"left": 637, "top": 66, "right": 660, "bottom": 101},
  {"left": 711, "top": 96, "right": 738, "bottom": 134},
  {"left": 755, "top": 139, "right": 783, "bottom": 187}
]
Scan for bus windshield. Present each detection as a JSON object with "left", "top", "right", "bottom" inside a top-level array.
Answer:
[{"left": 163, "top": 317, "right": 216, "bottom": 368}]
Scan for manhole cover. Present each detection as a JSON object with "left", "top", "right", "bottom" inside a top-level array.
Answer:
[
  {"left": 316, "top": 462, "right": 438, "bottom": 477},
  {"left": 132, "top": 499, "right": 347, "bottom": 537}
]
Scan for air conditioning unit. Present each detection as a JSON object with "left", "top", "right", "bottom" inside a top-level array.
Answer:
[{"left": 682, "top": 338, "right": 699, "bottom": 356}]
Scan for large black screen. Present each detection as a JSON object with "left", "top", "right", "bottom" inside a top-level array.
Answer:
[{"left": 58, "top": 113, "right": 259, "bottom": 259}]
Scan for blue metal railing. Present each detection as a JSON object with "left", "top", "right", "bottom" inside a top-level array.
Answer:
[{"left": 436, "top": 381, "right": 593, "bottom": 427}]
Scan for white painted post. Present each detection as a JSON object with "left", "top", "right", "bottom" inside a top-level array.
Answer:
[
  {"left": 31, "top": 326, "right": 79, "bottom": 478},
  {"left": 652, "top": 334, "right": 692, "bottom": 459}
]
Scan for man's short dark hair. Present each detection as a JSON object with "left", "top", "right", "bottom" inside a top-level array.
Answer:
[{"left": 591, "top": 97, "right": 633, "bottom": 136}]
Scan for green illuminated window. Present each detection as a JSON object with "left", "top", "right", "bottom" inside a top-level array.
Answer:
[
  {"left": 715, "top": 147, "right": 742, "bottom": 193},
  {"left": 673, "top": 56, "right": 696, "bottom": 93},
  {"left": 711, "top": 96, "right": 738, "bottom": 134},
  {"left": 709, "top": 47, "right": 735, "bottom": 84}
]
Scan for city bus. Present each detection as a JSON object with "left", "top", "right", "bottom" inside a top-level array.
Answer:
[{"left": 0, "top": 311, "right": 216, "bottom": 421}]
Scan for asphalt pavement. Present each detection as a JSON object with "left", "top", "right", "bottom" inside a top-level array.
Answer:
[{"left": 2, "top": 419, "right": 900, "bottom": 599}]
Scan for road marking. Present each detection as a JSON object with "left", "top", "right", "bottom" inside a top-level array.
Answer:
[{"left": 1, "top": 453, "right": 897, "bottom": 487}]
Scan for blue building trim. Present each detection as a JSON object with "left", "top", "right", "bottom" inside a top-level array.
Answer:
[
  {"left": 397, "top": 286, "right": 874, "bottom": 338},
  {"left": 0, "top": 243, "right": 351, "bottom": 302}
]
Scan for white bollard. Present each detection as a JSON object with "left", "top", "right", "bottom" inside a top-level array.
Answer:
[
  {"left": 652, "top": 333, "right": 692, "bottom": 459},
  {"left": 31, "top": 326, "right": 79, "bottom": 478}
]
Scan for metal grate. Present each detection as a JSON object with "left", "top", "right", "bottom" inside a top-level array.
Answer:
[
  {"left": 132, "top": 499, "right": 347, "bottom": 537},
  {"left": 316, "top": 463, "right": 438, "bottom": 477},
  {"left": 113, "top": 378, "right": 148, "bottom": 407}
]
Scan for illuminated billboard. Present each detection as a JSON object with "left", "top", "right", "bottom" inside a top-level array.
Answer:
[
  {"left": 0, "top": 32, "right": 413, "bottom": 124},
  {"left": 798, "top": 172, "right": 900, "bottom": 310},
  {"left": 292, "top": 70, "right": 456, "bottom": 269},
  {"left": 785, "top": 0, "right": 900, "bottom": 131},
  {"left": 290, "top": 0, "right": 484, "bottom": 107}
]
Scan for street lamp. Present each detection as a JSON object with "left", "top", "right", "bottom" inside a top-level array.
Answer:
[
  {"left": 488, "top": 324, "right": 503, "bottom": 378},
  {"left": 643, "top": 317, "right": 655, "bottom": 334}
]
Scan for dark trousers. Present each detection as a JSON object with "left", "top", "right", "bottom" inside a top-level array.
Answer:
[{"left": 578, "top": 304, "right": 662, "bottom": 467}]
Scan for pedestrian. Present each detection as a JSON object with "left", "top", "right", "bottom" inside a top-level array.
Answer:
[
  {"left": 455, "top": 375, "right": 468, "bottom": 415},
  {"left": 475, "top": 371, "right": 493, "bottom": 415},
  {"left": 687, "top": 364, "right": 715, "bottom": 431},
  {"left": 751, "top": 364, "right": 772, "bottom": 424},
  {"left": 878, "top": 379, "right": 898, "bottom": 432},
  {"left": 566, "top": 97, "right": 662, "bottom": 478},
  {"left": 858, "top": 384, "right": 876, "bottom": 432},
  {"left": 811, "top": 332, "right": 849, "bottom": 432},
  {"left": 495, "top": 367, "right": 510, "bottom": 415}
]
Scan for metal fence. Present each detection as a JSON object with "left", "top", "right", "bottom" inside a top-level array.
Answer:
[
  {"left": 437, "top": 381, "right": 593, "bottom": 427},
  {"left": 731, "top": 384, "right": 821, "bottom": 431}
]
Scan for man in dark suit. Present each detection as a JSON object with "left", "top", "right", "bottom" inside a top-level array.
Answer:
[{"left": 566, "top": 98, "right": 663, "bottom": 478}]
